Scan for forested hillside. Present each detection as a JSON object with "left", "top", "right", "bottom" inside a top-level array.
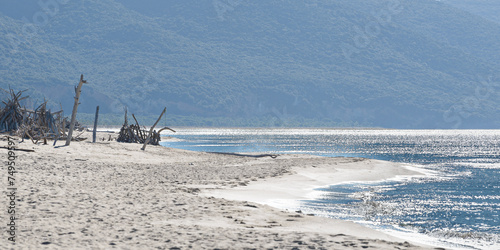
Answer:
[
  {"left": 442, "top": 0, "right": 500, "bottom": 24},
  {"left": 1, "top": 0, "right": 499, "bottom": 128}
]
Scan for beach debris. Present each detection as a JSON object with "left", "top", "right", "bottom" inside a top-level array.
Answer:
[
  {"left": 92, "top": 105, "right": 99, "bottom": 143},
  {"left": 117, "top": 107, "right": 175, "bottom": 146},
  {"left": 141, "top": 107, "right": 167, "bottom": 150},
  {"left": 0, "top": 89, "right": 26, "bottom": 132},
  {"left": 210, "top": 152, "right": 279, "bottom": 158},
  {"left": 244, "top": 203, "right": 258, "bottom": 208},
  {"left": 20, "top": 101, "right": 64, "bottom": 144},
  {"left": 0, "top": 146, "right": 35, "bottom": 152},
  {"left": 0, "top": 88, "right": 85, "bottom": 144},
  {"left": 66, "top": 74, "right": 88, "bottom": 146}
]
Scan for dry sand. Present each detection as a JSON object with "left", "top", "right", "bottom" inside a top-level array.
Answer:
[{"left": 1, "top": 131, "right": 443, "bottom": 249}]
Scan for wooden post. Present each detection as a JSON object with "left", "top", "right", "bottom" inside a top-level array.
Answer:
[
  {"left": 92, "top": 106, "right": 99, "bottom": 143},
  {"left": 141, "top": 107, "right": 166, "bottom": 151},
  {"left": 65, "top": 74, "right": 87, "bottom": 146}
]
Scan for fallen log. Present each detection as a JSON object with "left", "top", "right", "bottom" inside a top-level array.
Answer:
[
  {"left": 210, "top": 152, "right": 278, "bottom": 158},
  {"left": 0, "top": 146, "right": 35, "bottom": 152}
]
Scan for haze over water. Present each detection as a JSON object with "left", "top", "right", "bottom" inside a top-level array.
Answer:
[{"left": 161, "top": 128, "right": 500, "bottom": 249}]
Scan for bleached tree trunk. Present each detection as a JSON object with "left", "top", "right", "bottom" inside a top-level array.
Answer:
[{"left": 65, "top": 74, "right": 87, "bottom": 146}]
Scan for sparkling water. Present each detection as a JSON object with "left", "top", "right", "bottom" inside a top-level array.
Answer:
[{"left": 161, "top": 128, "right": 500, "bottom": 249}]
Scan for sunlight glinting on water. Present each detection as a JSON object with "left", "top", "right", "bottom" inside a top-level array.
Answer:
[{"left": 161, "top": 128, "right": 500, "bottom": 249}]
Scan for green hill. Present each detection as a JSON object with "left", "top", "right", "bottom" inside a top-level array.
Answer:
[
  {"left": 442, "top": 0, "right": 500, "bottom": 24},
  {"left": 1, "top": 0, "right": 499, "bottom": 128}
]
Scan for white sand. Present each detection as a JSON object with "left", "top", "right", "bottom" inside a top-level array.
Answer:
[
  {"left": 0, "top": 132, "right": 440, "bottom": 249},
  {"left": 206, "top": 156, "right": 422, "bottom": 204}
]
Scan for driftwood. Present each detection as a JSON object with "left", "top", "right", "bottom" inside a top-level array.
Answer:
[
  {"left": 0, "top": 89, "right": 27, "bottom": 132},
  {"left": 66, "top": 74, "right": 87, "bottom": 146},
  {"left": 0, "top": 146, "right": 35, "bottom": 152},
  {"left": 0, "top": 88, "right": 85, "bottom": 144},
  {"left": 210, "top": 152, "right": 278, "bottom": 158},
  {"left": 92, "top": 106, "right": 99, "bottom": 143},
  {"left": 117, "top": 108, "right": 175, "bottom": 146},
  {"left": 142, "top": 107, "right": 166, "bottom": 150}
]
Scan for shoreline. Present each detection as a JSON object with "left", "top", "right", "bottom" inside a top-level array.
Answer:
[
  {"left": 1, "top": 131, "right": 438, "bottom": 249},
  {"left": 203, "top": 157, "right": 426, "bottom": 204},
  {"left": 203, "top": 157, "right": 436, "bottom": 244}
]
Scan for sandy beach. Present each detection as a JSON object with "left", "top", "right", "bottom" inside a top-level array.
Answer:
[{"left": 1, "top": 131, "right": 442, "bottom": 249}]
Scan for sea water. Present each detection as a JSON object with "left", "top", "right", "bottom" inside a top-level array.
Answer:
[{"left": 161, "top": 128, "right": 500, "bottom": 249}]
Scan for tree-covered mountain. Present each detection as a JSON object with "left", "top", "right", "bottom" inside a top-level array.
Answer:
[
  {"left": 1, "top": 0, "right": 499, "bottom": 128},
  {"left": 442, "top": 0, "right": 500, "bottom": 24}
]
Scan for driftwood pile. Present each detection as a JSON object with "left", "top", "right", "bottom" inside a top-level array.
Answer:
[
  {"left": 0, "top": 89, "right": 26, "bottom": 132},
  {"left": 0, "top": 89, "right": 85, "bottom": 143},
  {"left": 117, "top": 109, "right": 174, "bottom": 146},
  {"left": 18, "top": 102, "right": 65, "bottom": 143}
]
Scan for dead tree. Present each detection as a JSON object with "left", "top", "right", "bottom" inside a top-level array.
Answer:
[{"left": 66, "top": 74, "right": 87, "bottom": 146}]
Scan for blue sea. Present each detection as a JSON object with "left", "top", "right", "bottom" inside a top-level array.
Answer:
[{"left": 161, "top": 128, "right": 500, "bottom": 249}]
